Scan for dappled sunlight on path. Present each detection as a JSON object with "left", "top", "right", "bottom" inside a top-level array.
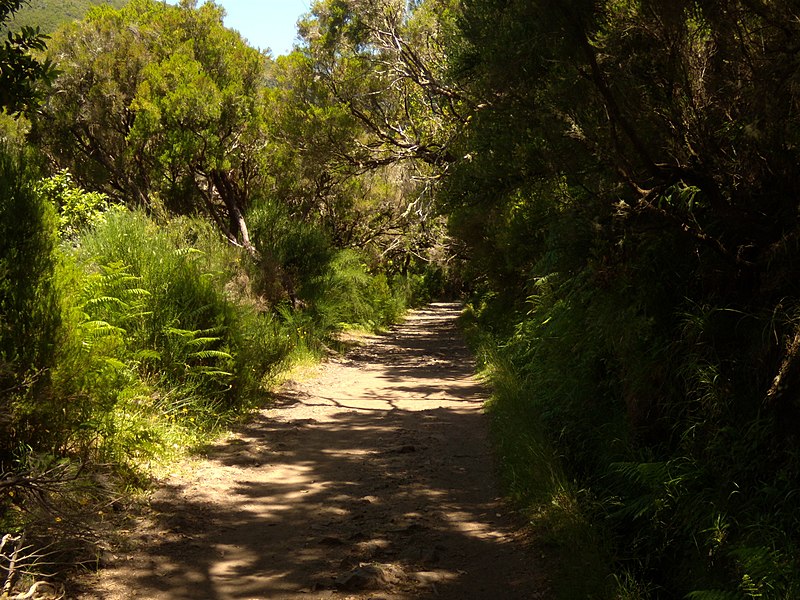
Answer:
[{"left": 77, "top": 303, "right": 548, "bottom": 599}]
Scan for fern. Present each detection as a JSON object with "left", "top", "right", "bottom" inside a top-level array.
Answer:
[
  {"left": 609, "top": 460, "right": 695, "bottom": 523},
  {"left": 189, "top": 350, "right": 233, "bottom": 360},
  {"left": 729, "top": 546, "right": 796, "bottom": 599},
  {"left": 80, "top": 320, "right": 126, "bottom": 343},
  {"left": 185, "top": 337, "right": 224, "bottom": 347}
]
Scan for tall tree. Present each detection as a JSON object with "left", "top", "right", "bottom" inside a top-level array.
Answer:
[
  {"left": 262, "top": 50, "right": 427, "bottom": 255},
  {"left": 271, "top": 0, "right": 466, "bottom": 266},
  {"left": 299, "top": 0, "right": 467, "bottom": 172},
  {"left": 31, "top": 0, "right": 269, "bottom": 250}
]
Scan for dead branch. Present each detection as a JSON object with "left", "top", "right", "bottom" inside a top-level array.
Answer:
[
  {"left": 1, "top": 531, "right": 25, "bottom": 596},
  {"left": 765, "top": 327, "right": 800, "bottom": 408}
]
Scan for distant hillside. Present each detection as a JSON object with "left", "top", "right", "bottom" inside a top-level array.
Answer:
[{"left": 6, "top": 0, "right": 128, "bottom": 34}]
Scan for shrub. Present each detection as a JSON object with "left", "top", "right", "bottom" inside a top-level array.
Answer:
[
  {"left": 35, "top": 169, "right": 113, "bottom": 238},
  {"left": 305, "top": 249, "right": 405, "bottom": 331},
  {"left": 0, "top": 144, "right": 61, "bottom": 465},
  {"left": 246, "top": 197, "right": 333, "bottom": 305}
]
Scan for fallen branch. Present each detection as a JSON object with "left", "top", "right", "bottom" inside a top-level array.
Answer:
[
  {"left": 765, "top": 327, "right": 800, "bottom": 407},
  {"left": 1, "top": 532, "right": 25, "bottom": 596}
]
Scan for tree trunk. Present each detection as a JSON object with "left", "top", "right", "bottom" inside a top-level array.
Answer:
[{"left": 209, "top": 169, "right": 257, "bottom": 257}]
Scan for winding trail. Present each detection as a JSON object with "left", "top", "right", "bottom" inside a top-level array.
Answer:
[{"left": 78, "top": 303, "right": 547, "bottom": 599}]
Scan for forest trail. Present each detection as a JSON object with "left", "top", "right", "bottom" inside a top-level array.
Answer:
[{"left": 77, "top": 303, "right": 547, "bottom": 599}]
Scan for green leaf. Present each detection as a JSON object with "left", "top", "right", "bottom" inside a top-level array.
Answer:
[{"left": 189, "top": 350, "right": 233, "bottom": 360}]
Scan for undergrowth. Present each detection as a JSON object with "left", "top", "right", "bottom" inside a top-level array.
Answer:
[
  {"left": 461, "top": 307, "right": 615, "bottom": 600},
  {"left": 463, "top": 266, "right": 800, "bottom": 599},
  {"left": 0, "top": 159, "right": 431, "bottom": 589}
]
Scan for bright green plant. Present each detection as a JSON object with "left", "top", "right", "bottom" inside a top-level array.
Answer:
[
  {"left": 36, "top": 169, "right": 113, "bottom": 238},
  {"left": 305, "top": 249, "right": 405, "bottom": 332},
  {"left": 77, "top": 211, "right": 243, "bottom": 407}
]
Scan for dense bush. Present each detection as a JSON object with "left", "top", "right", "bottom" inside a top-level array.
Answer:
[
  {"left": 52, "top": 210, "right": 299, "bottom": 462},
  {"left": 469, "top": 266, "right": 800, "bottom": 598},
  {"left": 0, "top": 144, "right": 60, "bottom": 467},
  {"left": 247, "top": 197, "right": 418, "bottom": 332},
  {"left": 246, "top": 197, "right": 334, "bottom": 305},
  {"left": 447, "top": 1, "right": 800, "bottom": 597},
  {"left": 3, "top": 198, "right": 422, "bottom": 474}
]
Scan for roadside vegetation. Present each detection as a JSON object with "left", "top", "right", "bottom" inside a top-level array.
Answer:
[
  {"left": 2, "top": 0, "right": 800, "bottom": 598},
  {"left": 0, "top": 146, "right": 436, "bottom": 592},
  {"left": 0, "top": 0, "right": 443, "bottom": 592},
  {"left": 447, "top": 2, "right": 800, "bottom": 598},
  {"left": 2, "top": 0, "right": 126, "bottom": 33}
]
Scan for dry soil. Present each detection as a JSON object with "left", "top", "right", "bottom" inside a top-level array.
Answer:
[{"left": 75, "top": 303, "right": 548, "bottom": 599}]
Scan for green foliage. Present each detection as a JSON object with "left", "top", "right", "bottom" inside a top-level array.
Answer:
[
  {"left": 48, "top": 207, "right": 416, "bottom": 470},
  {"left": 33, "top": 0, "right": 269, "bottom": 246},
  {"left": 246, "top": 196, "right": 413, "bottom": 332},
  {"left": 0, "top": 0, "right": 57, "bottom": 113},
  {"left": 78, "top": 211, "right": 249, "bottom": 408},
  {"left": 686, "top": 592, "right": 744, "bottom": 600},
  {"left": 0, "top": 110, "right": 30, "bottom": 149},
  {"left": 44, "top": 214, "right": 303, "bottom": 470},
  {"left": 0, "top": 143, "right": 60, "bottom": 465},
  {"left": 246, "top": 196, "right": 334, "bottom": 303},
  {"left": 461, "top": 307, "right": 613, "bottom": 600},
  {"left": 306, "top": 249, "right": 404, "bottom": 331},
  {"left": 300, "top": 0, "right": 464, "bottom": 169},
  {"left": 437, "top": 0, "right": 800, "bottom": 596},
  {"left": 36, "top": 169, "right": 113, "bottom": 237},
  {"left": 263, "top": 50, "right": 445, "bottom": 265}
]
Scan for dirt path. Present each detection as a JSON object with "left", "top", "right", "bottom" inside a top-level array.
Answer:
[{"left": 77, "top": 303, "right": 548, "bottom": 599}]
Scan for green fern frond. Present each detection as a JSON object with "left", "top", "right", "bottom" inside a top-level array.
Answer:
[
  {"left": 185, "top": 336, "right": 222, "bottom": 347},
  {"left": 82, "top": 320, "right": 126, "bottom": 337},
  {"left": 189, "top": 350, "right": 233, "bottom": 360},
  {"left": 84, "top": 295, "right": 129, "bottom": 309},
  {"left": 194, "top": 369, "right": 233, "bottom": 378},
  {"left": 133, "top": 349, "right": 161, "bottom": 361},
  {"left": 124, "top": 287, "right": 151, "bottom": 298},
  {"left": 611, "top": 461, "right": 671, "bottom": 486},
  {"left": 103, "top": 358, "right": 127, "bottom": 370}
]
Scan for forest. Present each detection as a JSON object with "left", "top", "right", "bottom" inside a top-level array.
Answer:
[
  {"left": 1, "top": 0, "right": 799, "bottom": 598},
  {"left": 4, "top": 0, "right": 126, "bottom": 34}
]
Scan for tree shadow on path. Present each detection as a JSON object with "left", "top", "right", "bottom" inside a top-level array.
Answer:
[{"left": 77, "top": 303, "right": 548, "bottom": 599}]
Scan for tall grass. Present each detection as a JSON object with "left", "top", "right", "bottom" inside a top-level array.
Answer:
[
  {"left": 53, "top": 210, "right": 296, "bottom": 465},
  {"left": 39, "top": 202, "right": 421, "bottom": 470},
  {"left": 461, "top": 301, "right": 616, "bottom": 600}
]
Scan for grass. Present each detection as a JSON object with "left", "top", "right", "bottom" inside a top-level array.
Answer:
[{"left": 482, "top": 358, "right": 615, "bottom": 599}]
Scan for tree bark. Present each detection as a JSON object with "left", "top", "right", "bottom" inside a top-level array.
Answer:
[{"left": 209, "top": 169, "right": 257, "bottom": 257}]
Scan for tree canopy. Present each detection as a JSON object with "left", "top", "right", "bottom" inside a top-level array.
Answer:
[{"left": 32, "top": 0, "right": 269, "bottom": 248}]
